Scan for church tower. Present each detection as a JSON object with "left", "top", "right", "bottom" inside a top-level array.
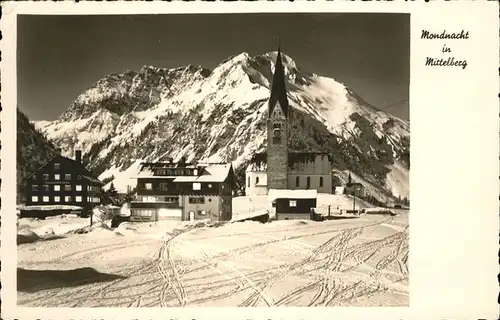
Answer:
[{"left": 267, "top": 44, "right": 289, "bottom": 190}]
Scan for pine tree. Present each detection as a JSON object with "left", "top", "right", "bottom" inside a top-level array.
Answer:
[
  {"left": 103, "top": 182, "right": 120, "bottom": 206},
  {"left": 108, "top": 182, "right": 118, "bottom": 196}
]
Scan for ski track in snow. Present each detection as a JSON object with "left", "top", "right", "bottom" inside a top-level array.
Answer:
[{"left": 17, "top": 214, "right": 409, "bottom": 307}]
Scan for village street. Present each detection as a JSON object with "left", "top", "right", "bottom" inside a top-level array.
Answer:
[{"left": 17, "top": 213, "right": 409, "bottom": 307}]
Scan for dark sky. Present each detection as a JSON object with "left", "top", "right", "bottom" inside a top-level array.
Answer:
[{"left": 17, "top": 13, "right": 410, "bottom": 121}]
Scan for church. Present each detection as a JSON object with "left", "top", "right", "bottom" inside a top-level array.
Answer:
[{"left": 245, "top": 47, "right": 333, "bottom": 197}]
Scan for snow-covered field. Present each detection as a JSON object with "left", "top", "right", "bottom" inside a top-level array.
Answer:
[{"left": 17, "top": 201, "right": 408, "bottom": 307}]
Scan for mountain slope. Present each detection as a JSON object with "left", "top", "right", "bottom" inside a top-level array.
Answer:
[
  {"left": 34, "top": 52, "right": 410, "bottom": 201},
  {"left": 17, "top": 109, "right": 59, "bottom": 201}
]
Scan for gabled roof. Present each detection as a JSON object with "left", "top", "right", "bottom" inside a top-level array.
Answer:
[
  {"left": 269, "top": 46, "right": 290, "bottom": 118},
  {"left": 200, "top": 163, "right": 232, "bottom": 182},
  {"left": 268, "top": 189, "right": 317, "bottom": 201},
  {"left": 82, "top": 175, "right": 105, "bottom": 185},
  {"left": 23, "top": 154, "right": 95, "bottom": 181},
  {"left": 133, "top": 162, "right": 233, "bottom": 183}
]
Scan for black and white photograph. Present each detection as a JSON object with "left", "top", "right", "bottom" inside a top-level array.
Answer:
[
  {"left": 2, "top": 2, "right": 497, "bottom": 318},
  {"left": 14, "top": 12, "right": 410, "bottom": 308},
  {"left": 13, "top": 14, "right": 410, "bottom": 307}
]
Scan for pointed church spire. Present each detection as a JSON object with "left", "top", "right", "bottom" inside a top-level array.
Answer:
[{"left": 269, "top": 39, "right": 289, "bottom": 118}]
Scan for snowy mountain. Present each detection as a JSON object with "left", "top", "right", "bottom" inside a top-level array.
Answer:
[
  {"left": 17, "top": 109, "right": 59, "bottom": 200},
  {"left": 34, "top": 51, "right": 410, "bottom": 201}
]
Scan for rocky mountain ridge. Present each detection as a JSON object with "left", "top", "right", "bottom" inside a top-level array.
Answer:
[{"left": 33, "top": 51, "right": 410, "bottom": 201}]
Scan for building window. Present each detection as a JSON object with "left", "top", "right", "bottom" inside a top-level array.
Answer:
[
  {"left": 32, "top": 185, "right": 39, "bottom": 192},
  {"left": 164, "top": 197, "right": 179, "bottom": 203},
  {"left": 142, "top": 196, "right": 156, "bottom": 202},
  {"left": 289, "top": 200, "right": 297, "bottom": 207},
  {"left": 193, "top": 182, "right": 201, "bottom": 190},
  {"left": 159, "top": 183, "right": 168, "bottom": 190},
  {"left": 43, "top": 196, "right": 49, "bottom": 203},
  {"left": 64, "top": 185, "right": 72, "bottom": 191},
  {"left": 65, "top": 196, "right": 71, "bottom": 202},
  {"left": 54, "top": 185, "right": 60, "bottom": 191},
  {"left": 256, "top": 177, "right": 260, "bottom": 185},
  {"left": 193, "top": 169, "right": 198, "bottom": 176},
  {"left": 273, "top": 129, "right": 282, "bottom": 144},
  {"left": 200, "top": 210, "right": 207, "bottom": 216},
  {"left": 87, "top": 197, "right": 92, "bottom": 203},
  {"left": 157, "top": 170, "right": 165, "bottom": 175},
  {"left": 54, "top": 174, "right": 60, "bottom": 180},
  {"left": 189, "top": 197, "right": 205, "bottom": 204},
  {"left": 135, "top": 209, "right": 153, "bottom": 217},
  {"left": 65, "top": 174, "right": 71, "bottom": 180},
  {"left": 273, "top": 122, "right": 282, "bottom": 129},
  {"left": 54, "top": 196, "right": 60, "bottom": 203},
  {"left": 43, "top": 174, "right": 49, "bottom": 180},
  {"left": 75, "top": 196, "right": 82, "bottom": 202},
  {"left": 43, "top": 185, "right": 49, "bottom": 192},
  {"left": 76, "top": 185, "right": 82, "bottom": 191},
  {"left": 145, "top": 183, "right": 153, "bottom": 190},
  {"left": 306, "top": 177, "right": 311, "bottom": 189},
  {"left": 319, "top": 177, "right": 324, "bottom": 187},
  {"left": 54, "top": 163, "right": 60, "bottom": 170},
  {"left": 296, "top": 176, "right": 300, "bottom": 187},
  {"left": 208, "top": 184, "right": 212, "bottom": 188},
  {"left": 247, "top": 177, "right": 250, "bottom": 187},
  {"left": 31, "top": 196, "right": 39, "bottom": 202}
]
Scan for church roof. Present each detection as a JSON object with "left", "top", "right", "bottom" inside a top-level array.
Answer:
[{"left": 268, "top": 46, "right": 290, "bottom": 118}]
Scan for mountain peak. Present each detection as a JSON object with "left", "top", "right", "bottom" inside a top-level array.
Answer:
[
  {"left": 261, "top": 51, "right": 298, "bottom": 70},
  {"left": 36, "top": 51, "right": 409, "bottom": 201}
]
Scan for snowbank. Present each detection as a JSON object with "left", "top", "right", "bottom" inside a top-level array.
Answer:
[
  {"left": 113, "top": 222, "right": 138, "bottom": 236},
  {"left": 180, "top": 219, "right": 227, "bottom": 230},
  {"left": 17, "top": 229, "right": 41, "bottom": 245},
  {"left": 363, "top": 207, "right": 397, "bottom": 215},
  {"left": 67, "top": 222, "right": 113, "bottom": 235}
]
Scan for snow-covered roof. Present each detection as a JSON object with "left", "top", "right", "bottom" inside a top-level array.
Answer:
[
  {"left": 268, "top": 189, "right": 317, "bottom": 201},
  {"left": 200, "top": 163, "right": 232, "bottom": 182},
  {"left": 81, "top": 175, "right": 104, "bottom": 185},
  {"left": 132, "top": 162, "right": 232, "bottom": 183},
  {"left": 172, "top": 176, "right": 197, "bottom": 182},
  {"left": 20, "top": 205, "right": 85, "bottom": 211}
]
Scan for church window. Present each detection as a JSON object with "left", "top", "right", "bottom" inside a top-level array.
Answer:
[
  {"left": 273, "top": 122, "right": 282, "bottom": 129},
  {"left": 296, "top": 176, "right": 300, "bottom": 187},
  {"left": 256, "top": 177, "right": 260, "bottom": 185},
  {"left": 273, "top": 129, "right": 281, "bottom": 144},
  {"left": 306, "top": 177, "right": 311, "bottom": 189},
  {"left": 320, "top": 177, "right": 324, "bottom": 187}
]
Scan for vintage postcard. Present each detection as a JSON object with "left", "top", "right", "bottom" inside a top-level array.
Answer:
[{"left": 1, "top": 1, "right": 498, "bottom": 320}]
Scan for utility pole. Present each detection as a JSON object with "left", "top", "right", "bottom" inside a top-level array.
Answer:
[{"left": 352, "top": 187, "right": 356, "bottom": 211}]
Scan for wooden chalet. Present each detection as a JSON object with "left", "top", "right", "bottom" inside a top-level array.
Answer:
[
  {"left": 21, "top": 150, "right": 104, "bottom": 217},
  {"left": 129, "top": 160, "right": 236, "bottom": 222}
]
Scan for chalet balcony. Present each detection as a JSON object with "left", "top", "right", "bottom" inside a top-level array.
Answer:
[{"left": 129, "top": 201, "right": 181, "bottom": 209}]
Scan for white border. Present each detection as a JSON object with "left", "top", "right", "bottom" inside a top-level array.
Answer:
[{"left": 2, "top": 1, "right": 499, "bottom": 320}]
